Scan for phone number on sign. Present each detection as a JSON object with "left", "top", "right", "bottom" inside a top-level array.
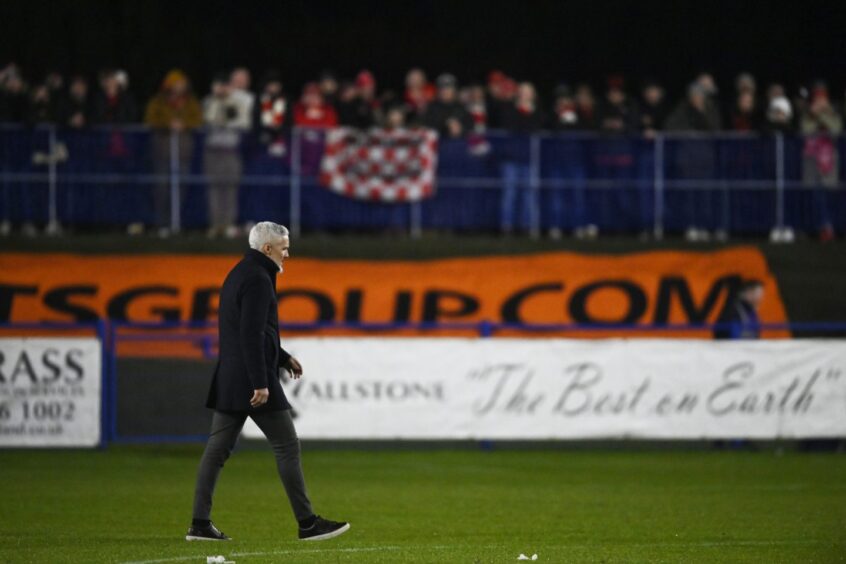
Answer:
[{"left": 0, "top": 400, "right": 76, "bottom": 421}]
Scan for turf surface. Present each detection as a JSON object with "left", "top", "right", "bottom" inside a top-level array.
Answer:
[{"left": 0, "top": 446, "right": 844, "bottom": 563}]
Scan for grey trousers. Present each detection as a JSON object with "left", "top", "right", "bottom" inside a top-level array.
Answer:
[
  {"left": 152, "top": 133, "right": 194, "bottom": 229},
  {"left": 192, "top": 409, "right": 314, "bottom": 521},
  {"left": 204, "top": 149, "right": 242, "bottom": 230}
]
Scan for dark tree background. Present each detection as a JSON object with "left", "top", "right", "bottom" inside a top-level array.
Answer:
[{"left": 1, "top": 0, "right": 843, "bottom": 101}]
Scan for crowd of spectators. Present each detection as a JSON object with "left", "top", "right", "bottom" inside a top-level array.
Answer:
[
  {"left": 1, "top": 63, "right": 843, "bottom": 240},
  {"left": 3, "top": 62, "right": 843, "bottom": 137},
  {"left": 0, "top": 64, "right": 138, "bottom": 129}
]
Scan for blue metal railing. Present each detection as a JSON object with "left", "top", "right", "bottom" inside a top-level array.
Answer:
[{"left": 2, "top": 124, "right": 845, "bottom": 237}]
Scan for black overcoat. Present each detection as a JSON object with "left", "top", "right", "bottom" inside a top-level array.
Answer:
[{"left": 206, "top": 249, "right": 292, "bottom": 412}]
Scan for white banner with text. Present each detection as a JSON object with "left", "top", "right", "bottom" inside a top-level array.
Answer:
[
  {"left": 0, "top": 338, "right": 101, "bottom": 447},
  {"left": 243, "top": 338, "right": 846, "bottom": 440}
]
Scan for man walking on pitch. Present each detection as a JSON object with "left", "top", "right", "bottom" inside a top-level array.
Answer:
[{"left": 186, "top": 221, "right": 349, "bottom": 542}]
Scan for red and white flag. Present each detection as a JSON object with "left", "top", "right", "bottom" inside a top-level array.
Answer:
[{"left": 319, "top": 128, "right": 438, "bottom": 202}]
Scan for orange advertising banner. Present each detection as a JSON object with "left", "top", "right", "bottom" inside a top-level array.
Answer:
[{"left": 1, "top": 247, "right": 786, "bottom": 337}]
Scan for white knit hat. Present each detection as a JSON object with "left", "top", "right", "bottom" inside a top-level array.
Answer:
[{"left": 768, "top": 96, "right": 792, "bottom": 119}]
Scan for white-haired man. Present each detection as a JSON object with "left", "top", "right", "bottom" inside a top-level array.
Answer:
[{"left": 186, "top": 221, "right": 349, "bottom": 542}]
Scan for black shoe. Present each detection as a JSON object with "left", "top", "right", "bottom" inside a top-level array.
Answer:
[
  {"left": 298, "top": 515, "right": 350, "bottom": 541},
  {"left": 185, "top": 522, "right": 231, "bottom": 541}
]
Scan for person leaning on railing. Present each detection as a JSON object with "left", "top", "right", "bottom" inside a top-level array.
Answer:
[
  {"left": 91, "top": 69, "right": 137, "bottom": 125},
  {"left": 800, "top": 81, "right": 842, "bottom": 243},
  {"left": 292, "top": 82, "right": 339, "bottom": 176},
  {"left": 255, "top": 71, "right": 288, "bottom": 157},
  {"left": 664, "top": 82, "right": 722, "bottom": 242},
  {"left": 498, "top": 82, "right": 545, "bottom": 236},
  {"left": 546, "top": 85, "right": 593, "bottom": 240},
  {"left": 763, "top": 96, "right": 793, "bottom": 135},
  {"left": 203, "top": 73, "right": 252, "bottom": 239},
  {"left": 143, "top": 69, "right": 203, "bottom": 238},
  {"left": 422, "top": 74, "right": 472, "bottom": 139}
]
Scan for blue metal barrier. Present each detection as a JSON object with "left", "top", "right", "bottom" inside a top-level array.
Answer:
[{"left": 2, "top": 125, "right": 845, "bottom": 237}]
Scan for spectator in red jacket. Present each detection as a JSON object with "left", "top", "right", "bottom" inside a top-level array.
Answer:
[
  {"left": 293, "top": 82, "right": 338, "bottom": 175},
  {"left": 293, "top": 82, "right": 338, "bottom": 129}
]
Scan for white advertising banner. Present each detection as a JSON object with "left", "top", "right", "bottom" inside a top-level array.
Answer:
[
  {"left": 0, "top": 338, "right": 101, "bottom": 447},
  {"left": 243, "top": 338, "right": 846, "bottom": 440}
]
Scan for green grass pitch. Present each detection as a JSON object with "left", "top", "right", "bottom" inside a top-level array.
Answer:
[{"left": 1, "top": 446, "right": 844, "bottom": 563}]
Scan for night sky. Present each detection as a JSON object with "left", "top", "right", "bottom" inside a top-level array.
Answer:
[{"left": 1, "top": 0, "right": 843, "bottom": 102}]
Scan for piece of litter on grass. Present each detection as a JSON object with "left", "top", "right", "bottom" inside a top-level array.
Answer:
[
  {"left": 532, "top": 555, "right": 538, "bottom": 561},
  {"left": 518, "top": 554, "right": 530, "bottom": 561}
]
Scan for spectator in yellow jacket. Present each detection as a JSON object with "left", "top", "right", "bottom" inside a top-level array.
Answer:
[{"left": 143, "top": 69, "right": 202, "bottom": 237}]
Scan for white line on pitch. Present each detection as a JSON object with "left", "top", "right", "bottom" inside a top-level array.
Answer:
[
  {"left": 118, "top": 546, "right": 401, "bottom": 564},
  {"left": 116, "top": 538, "right": 825, "bottom": 564}
]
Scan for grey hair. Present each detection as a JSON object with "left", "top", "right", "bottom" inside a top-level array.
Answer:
[{"left": 248, "top": 222, "right": 289, "bottom": 250}]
